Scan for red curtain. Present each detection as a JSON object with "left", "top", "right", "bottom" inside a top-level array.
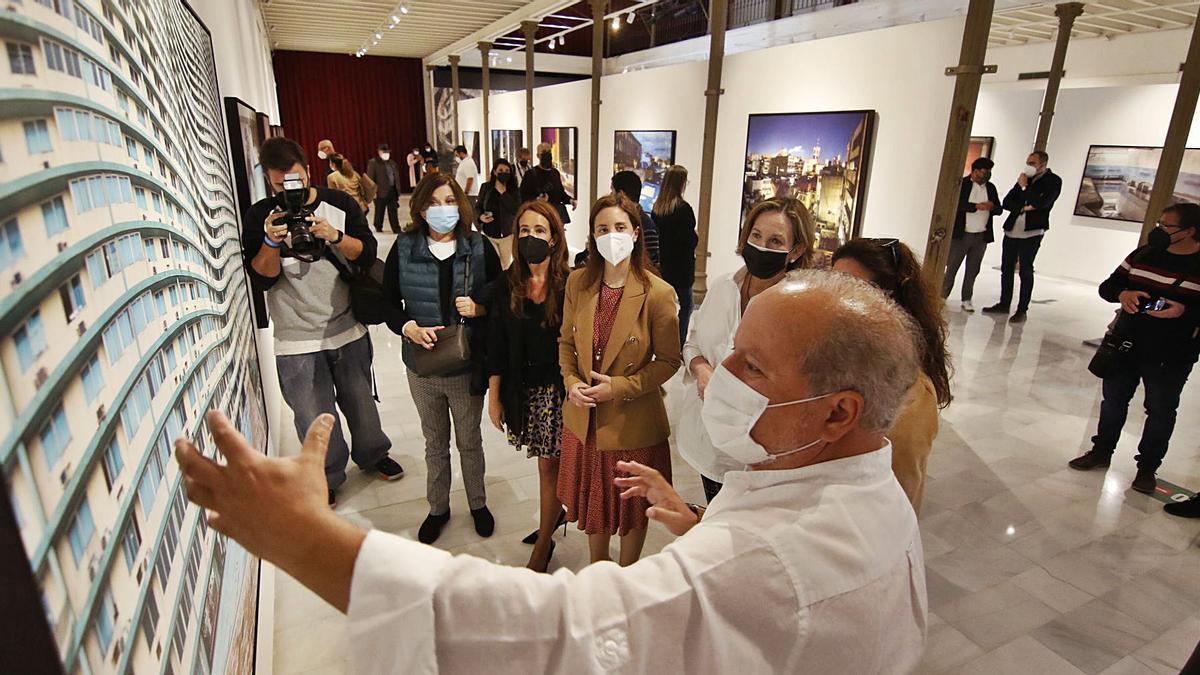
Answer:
[{"left": 272, "top": 50, "right": 426, "bottom": 189}]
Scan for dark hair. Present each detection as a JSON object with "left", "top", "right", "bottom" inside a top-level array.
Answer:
[
  {"left": 378, "top": 143, "right": 391, "bottom": 152},
  {"left": 260, "top": 137, "right": 306, "bottom": 172},
  {"left": 1163, "top": 202, "right": 1200, "bottom": 239},
  {"left": 410, "top": 172, "right": 475, "bottom": 240},
  {"left": 489, "top": 158, "right": 513, "bottom": 182},
  {"left": 611, "top": 170, "right": 642, "bottom": 202},
  {"left": 509, "top": 200, "right": 570, "bottom": 327},
  {"left": 329, "top": 153, "right": 356, "bottom": 178},
  {"left": 831, "top": 238, "right": 953, "bottom": 408},
  {"left": 454, "top": 144, "right": 468, "bottom": 154},
  {"left": 582, "top": 194, "right": 652, "bottom": 288},
  {"left": 1030, "top": 150, "right": 1049, "bottom": 164},
  {"left": 971, "top": 157, "right": 994, "bottom": 171},
  {"left": 738, "top": 198, "right": 816, "bottom": 271}
]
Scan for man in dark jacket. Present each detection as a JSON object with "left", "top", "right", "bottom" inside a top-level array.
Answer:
[
  {"left": 366, "top": 143, "right": 402, "bottom": 233},
  {"left": 943, "top": 157, "right": 1003, "bottom": 312},
  {"left": 983, "top": 150, "right": 1062, "bottom": 323}
]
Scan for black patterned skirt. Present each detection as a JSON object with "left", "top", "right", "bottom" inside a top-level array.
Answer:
[{"left": 507, "top": 383, "right": 564, "bottom": 459}]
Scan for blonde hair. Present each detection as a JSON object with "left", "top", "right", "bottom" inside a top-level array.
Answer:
[
  {"left": 738, "top": 198, "right": 817, "bottom": 271},
  {"left": 652, "top": 165, "right": 688, "bottom": 218}
]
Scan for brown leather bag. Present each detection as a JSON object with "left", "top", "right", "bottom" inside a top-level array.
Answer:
[{"left": 403, "top": 255, "right": 473, "bottom": 377}]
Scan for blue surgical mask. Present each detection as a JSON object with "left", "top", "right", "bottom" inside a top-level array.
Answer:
[{"left": 425, "top": 205, "right": 459, "bottom": 234}]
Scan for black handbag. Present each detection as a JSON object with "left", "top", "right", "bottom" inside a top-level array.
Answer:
[
  {"left": 326, "top": 251, "right": 393, "bottom": 326},
  {"left": 1088, "top": 273, "right": 1187, "bottom": 379},
  {"left": 403, "top": 254, "right": 474, "bottom": 377}
]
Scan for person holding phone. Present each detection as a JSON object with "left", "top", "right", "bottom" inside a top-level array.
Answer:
[
  {"left": 476, "top": 159, "right": 520, "bottom": 270},
  {"left": 557, "top": 194, "right": 681, "bottom": 567},
  {"left": 1069, "top": 203, "right": 1200, "bottom": 494}
]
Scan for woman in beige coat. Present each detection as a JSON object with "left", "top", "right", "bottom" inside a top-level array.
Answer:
[{"left": 327, "top": 154, "right": 376, "bottom": 217}]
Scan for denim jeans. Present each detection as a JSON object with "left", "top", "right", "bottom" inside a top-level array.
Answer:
[
  {"left": 276, "top": 334, "right": 391, "bottom": 489},
  {"left": 1091, "top": 358, "right": 1194, "bottom": 472},
  {"left": 675, "top": 283, "right": 694, "bottom": 349}
]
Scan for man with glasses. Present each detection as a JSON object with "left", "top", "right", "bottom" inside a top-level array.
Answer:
[
  {"left": 1069, "top": 203, "right": 1200, "bottom": 495},
  {"left": 944, "top": 157, "right": 1003, "bottom": 312}
]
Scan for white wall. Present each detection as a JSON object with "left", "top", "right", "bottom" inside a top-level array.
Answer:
[
  {"left": 191, "top": 0, "right": 281, "bottom": 122},
  {"left": 460, "top": 17, "right": 965, "bottom": 277}
]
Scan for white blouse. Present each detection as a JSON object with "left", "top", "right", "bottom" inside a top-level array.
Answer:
[{"left": 346, "top": 445, "right": 927, "bottom": 675}]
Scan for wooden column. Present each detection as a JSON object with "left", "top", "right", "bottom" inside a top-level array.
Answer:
[
  {"left": 1033, "top": 3, "right": 1084, "bottom": 152},
  {"left": 480, "top": 41, "right": 492, "bottom": 170},
  {"left": 921, "top": 0, "right": 996, "bottom": 288},
  {"left": 588, "top": 0, "right": 606, "bottom": 206},
  {"left": 523, "top": 20, "right": 538, "bottom": 147},
  {"left": 449, "top": 54, "right": 461, "bottom": 143},
  {"left": 1140, "top": 8, "right": 1200, "bottom": 243},
  {"left": 423, "top": 64, "right": 436, "bottom": 147},
  {"left": 693, "top": 0, "right": 729, "bottom": 305}
]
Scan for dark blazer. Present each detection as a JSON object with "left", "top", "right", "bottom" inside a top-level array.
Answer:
[
  {"left": 954, "top": 176, "right": 1003, "bottom": 243},
  {"left": 486, "top": 274, "right": 566, "bottom": 436},
  {"left": 653, "top": 201, "right": 698, "bottom": 289},
  {"left": 1002, "top": 169, "right": 1062, "bottom": 234},
  {"left": 366, "top": 157, "right": 402, "bottom": 197}
]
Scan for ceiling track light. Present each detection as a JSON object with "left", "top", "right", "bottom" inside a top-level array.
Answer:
[
  {"left": 548, "top": 39, "right": 556, "bottom": 50},
  {"left": 626, "top": 11, "right": 635, "bottom": 24},
  {"left": 399, "top": 2, "right": 409, "bottom": 14},
  {"left": 558, "top": 35, "right": 565, "bottom": 46},
  {"left": 611, "top": 16, "right": 620, "bottom": 30}
]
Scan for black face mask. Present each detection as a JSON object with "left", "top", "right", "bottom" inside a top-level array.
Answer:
[
  {"left": 519, "top": 235, "right": 551, "bottom": 264},
  {"left": 496, "top": 172, "right": 512, "bottom": 184},
  {"left": 1148, "top": 226, "right": 1176, "bottom": 250},
  {"left": 538, "top": 153, "right": 553, "bottom": 168},
  {"left": 742, "top": 242, "right": 790, "bottom": 279}
]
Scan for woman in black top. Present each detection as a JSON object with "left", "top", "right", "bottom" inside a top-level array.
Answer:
[
  {"left": 651, "top": 165, "right": 698, "bottom": 346},
  {"left": 486, "top": 199, "right": 571, "bottom": 572},
  {"left": 476, "top": 159, "right": 520, "bottom": 269},
  {"left": 520, "top": 142, "right": 576, "bottom": 226}
]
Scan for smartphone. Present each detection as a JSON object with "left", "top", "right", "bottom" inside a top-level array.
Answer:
[{"left": 1139, "top": 298, "right": 1168, "bottom": 313}]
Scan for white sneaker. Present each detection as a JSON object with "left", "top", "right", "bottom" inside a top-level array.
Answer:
[{"left": 962, "top": 301, "right": 975, "bottom": 313}]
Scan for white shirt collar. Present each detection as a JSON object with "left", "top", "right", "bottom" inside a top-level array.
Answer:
[{"left": 714, "top": 442, "right": 893, "bottom": 506}]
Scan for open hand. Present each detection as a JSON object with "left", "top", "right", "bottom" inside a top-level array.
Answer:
[
  {"left": 581, "top": 371, "right": 614, "bottom": 403},
  {"left": 614, "top": 461, "right": 699, "bottom": 537}
]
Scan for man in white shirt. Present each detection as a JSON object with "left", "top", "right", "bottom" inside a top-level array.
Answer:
[
  {"left": 943, "top": 157, "right": 1002, "bottom": 312},
  {"left": 175, "top": 271, "right": 928, "bottom": 675},
  {"left": 453, "top": 144, "right": 479, "bottom": 196}
]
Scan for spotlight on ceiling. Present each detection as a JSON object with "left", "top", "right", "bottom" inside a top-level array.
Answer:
[
  {"left": 506, "top": 56, "right": 512, "bottom": 62},
  {"left": 375, "top": 32, "right": 382, "bottom": 39},
  {"left": 391, "top": 14, "right": 399, "bottom": 22},
  {"left": 626, "top": 11, "right": 635, "bottom": 24},
  {"left": 559, "top": 35, "right": 565, "bottom": 46},
  {"left": 611, "top": 16, "right": 620, "bottom": 30},
  {"left": 548, "top": 39, "right": 556, "bottom": 50},
  {"left": 399, "top": 2, "right": 409, "bottom": 14}
]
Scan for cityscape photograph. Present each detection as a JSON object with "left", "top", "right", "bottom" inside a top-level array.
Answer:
[{"left": 614, "top": 130, "right": 677, "bottom": 211}]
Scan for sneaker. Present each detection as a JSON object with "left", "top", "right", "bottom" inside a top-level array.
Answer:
[
  {"left": 1009, "top": 311, "right": 1028, "bottom": 324},
  {"left": 1164, "top": 494, "right": 1200, "bottom": 518},
  {"left": 1131, "top": 469, "right": 1158, "bottom": 494},
  {"left": 962, "top": 301, "right": 975, "bottom": 313},
  {"left": 418, "top": 511, "right": 451, "bottom": 544},
  {"left": 982, "top": 303, "right": 1010, "bottom": 315},
  {"left": 328, "top": 489, "right": 337, "bottom": 508},
  {"left": 374, "top": 456, "right": 405, "bottom": 481},
  {"left": 1068, "top": 451, "right": 1111, "bottom": 471},
  {"left": 471, "top": 506, "right": 495, "bottom": 538}
]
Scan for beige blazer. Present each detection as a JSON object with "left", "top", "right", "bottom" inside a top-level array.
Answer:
[
  {"left": 559, "top": 269, "right": 681, "bottom": 450},
  {"left": 888, "top": 372, "right": 940, "bottom": 514}
]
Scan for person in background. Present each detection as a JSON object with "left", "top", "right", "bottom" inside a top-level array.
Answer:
[
  {"left": 520, "top": 142, "right": 576, "bottom": 227},
  {"left": 383, "top": 172, "right": 493, "bottom": 544},
  {"left": 514, "top": 147, "right": 533, "bottom": 185},
  {"left": 326, "top": 154, "right": 376, "bottom": 220},
  {"left": 175, "top": 271, "right": 928, "bottom": 674},
  {"left": 476, "top": 158, "right": 520, "bottom": 270},
  {"left": 1069, "top": 203, "right": 1200, "bottom": 495},
  {"left": 652, "top": 165, "right": 698, "bottom": 345},
  {"left": 983, "top": 150, "right": 1062, "bottom": 323},
  {"left": 832, "top": 238, "right": 952, "bottom": 513},
  {"left": 611, "top": 170, "right": 660, "bottom": 268},
  {"left": 420, "top": 142, "right": 438, "bottom": 167},
  {"left": 317, "top": 139, "right": 336, "bottom": 181},
  {"left": 678, "top": 197, "right": 815, "bottom": 503},
  {"left": 366, "top": 143, "right": 402, "bottom": 233},
  {"left": 454, "top": 144, "right": 480, "bottom": 197},
  {"left": 558, "top": 194, "right": 681, "bottom": 567},
  {"left": 487, "top": 200, "right": 572, "bottom": 571},
  {"left": 406, "top": 146, "right": 423, "bottom": 192},
  {"left": 424, "top": 158, "right": 439, "bottom": 175},
  {"left": 241, "top": 137, "right": 402, "bottom": 508},
  {"left": 943, "top": 157, "right": 1002, "bottom": 312}
]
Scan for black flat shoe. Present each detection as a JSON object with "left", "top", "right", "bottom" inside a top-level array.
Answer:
[
  {"left": 418, "top": 511, "right": 450, "bottom": 544},
  {"left": 471, "top": 506, "right": 495, "bottom": 538},
  {"left": 523, "top": 509, "right": 567, "bottom": 545}
]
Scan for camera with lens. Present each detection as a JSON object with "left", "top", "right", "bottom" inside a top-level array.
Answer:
[{"left": 274, "top": 172, "right": 325, "bottom": 262}]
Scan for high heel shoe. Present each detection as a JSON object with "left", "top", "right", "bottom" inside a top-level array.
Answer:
[
  {"left": 529, "top": 539, "right": 556, "bottom": 573},
  {"left": 522, "top": 509, "right": 567, "bottom": 545}
]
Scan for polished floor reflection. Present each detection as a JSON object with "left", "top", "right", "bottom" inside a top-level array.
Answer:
[{"left": 270, "top": 258, "right": 1200, "bottom": 675}]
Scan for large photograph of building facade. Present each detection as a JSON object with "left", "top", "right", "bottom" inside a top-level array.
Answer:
[
  {"left": 1074, "top": 144, "right": 1200, "bottom": 223},
  {"left": 741, "top": 111, "right": 875, "bottom": 258},
  {"left": 0, "top": 0, "right": 267, "bottom": 673}
]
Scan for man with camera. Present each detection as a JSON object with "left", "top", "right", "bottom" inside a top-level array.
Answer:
[
  {"left": 242, "top": 137, "right": 403, "bottom": 507},
  {"left": 1069, "top": 203, "right": 1200, "bottom": 494}
]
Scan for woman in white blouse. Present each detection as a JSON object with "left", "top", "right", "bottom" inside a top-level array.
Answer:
[{"left": 679, "top": 197, "right": 816, "bottom": 502}]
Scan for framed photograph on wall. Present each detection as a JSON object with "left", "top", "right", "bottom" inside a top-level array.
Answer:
[
  {"left": 741, "top": 110, "right": 876, "bottom": 258},
  {"left": 613, "top": 130, "right": 677, "bottom": 211},
  {"left": 965, "top": 136, "right": 995, "bottom": 175},
  {"left": 461, "top": 131, "right": 481, "bottom": 169},
  {"left": 1074, "top": 144, "right": 1200, "bottom": 222},
  {"left": 540, "top": 126, "right": 579, "bottom": 196},
  {"left": 491, "top": 129, "right": 524, "bottom": 166},
  {"left": 225, "top": 97, "right": 271, "bottom": 329}
]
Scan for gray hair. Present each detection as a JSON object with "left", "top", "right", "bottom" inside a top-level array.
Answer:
[{"left": 781, "top": 270, "right": 921, "bottom": 433}]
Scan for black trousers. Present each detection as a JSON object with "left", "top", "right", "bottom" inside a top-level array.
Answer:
[
  {"left": 373, "top": 190, "right": 399, "bottom": 233},
  {"left": 999, "top": 234, "right": 1043, "bottom": 312},
  {"left": 1091, "top": 358, "right": 1194, "bottom": 472}
]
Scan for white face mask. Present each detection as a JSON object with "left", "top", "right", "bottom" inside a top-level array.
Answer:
[
  {"left": 595, "top": 231, "right": 635, "bottom": 265},
  {"left": 701, "top": 364, "right": 831, "bottom": 468},
  {"left": 1022, "top": 164, "right": 1038, "bottom": 178},
  {"left": 380, "top": 152, "right": 391, "bottom": 161},
  {"left": 317, "top": 150, "right": 328, "bottom": 160}
]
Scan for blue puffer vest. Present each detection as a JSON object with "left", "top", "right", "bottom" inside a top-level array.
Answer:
[{"left": 394, "top": 231, "right": 485, "bottom": 368}]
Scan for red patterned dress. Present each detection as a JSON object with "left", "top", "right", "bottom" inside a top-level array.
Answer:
[{"left": 557, "top": 283, "right": 673, "bottom": 536}]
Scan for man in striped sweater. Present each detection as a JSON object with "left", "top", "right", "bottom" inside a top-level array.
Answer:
[{"left": 1070, "top": 203, "right": 1200, "bottom": 495}]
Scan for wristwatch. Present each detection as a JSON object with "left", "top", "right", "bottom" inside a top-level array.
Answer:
[
  {"left": 686, "top": 503, "right": 706, "bottom": 520},
  {"left": 333, "top": 230, "right": 345, "bottom": 244}
]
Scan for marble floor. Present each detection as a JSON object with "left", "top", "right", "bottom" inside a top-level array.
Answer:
[{"left": 269, "top": 252, "right": 1200, "bottom": 675}]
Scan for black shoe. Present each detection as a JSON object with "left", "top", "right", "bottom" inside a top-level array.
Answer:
[
  {"left": 1068, "top": 450, "right": 1111, "bottom": 470},
  {"left": 418, "top": 511, "right": 450, "bottom": 544},
  {"left": 1164, "top": 494, "right": 1200, "bottom": 518},
  {"left": 529, "top": 540, "right": 556, "bottom": 573},
  {"left": 328, "top": 489, "right": 337, "bottom": 508},
  {"left": 522, "top": 509, "right": 568, "bottom": 545},
  {"left": 471, "top": 506, "right": 495, "bottom": 538},
  {"left": 982, "top": 303, "right": 1010, "bottom": 315},
  {"left": 1009, "top": 311, "right": 1028, "bottom": 324},
  {"left": 1131, "top": 469, "right": 1158, "bottom": 494},
  {"left": 373, "top": 456, "right": 405, "bottom": 481}
]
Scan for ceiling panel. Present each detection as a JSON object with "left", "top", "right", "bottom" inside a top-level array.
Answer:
[{"left": 989, "top": 0, "right": 1198, "bottom": 47}]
